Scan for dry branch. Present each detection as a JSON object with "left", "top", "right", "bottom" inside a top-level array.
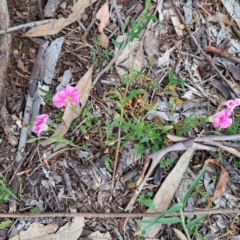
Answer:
[
  {"left": 0, "top": 19, "right": 56, "bottom": 35},
  {"left": 9, "top": 40, "right": 49, "bottom": 213},
  {"left": 208, "top": 45, "right": 240, "bottom": 64},
  {"left": 0, "top": 0, "right": 11, "bottom": 109},
  {"left": 0, "top": 208, "right": 238, "bottom": 219}
]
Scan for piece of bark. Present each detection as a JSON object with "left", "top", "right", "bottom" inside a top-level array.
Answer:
[
  {"left": 9, "top": 41, "right": 49, "bottom": 213},
  {"left": 44, "top": 0, "right": 63, "bottom": 17},
  {"left": 0, "top": 0, "right": 11, "bottom": 109}
]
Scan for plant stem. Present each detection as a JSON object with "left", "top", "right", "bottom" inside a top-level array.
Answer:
[{"left": 180, "top": 207, "right": 191, "bottom": 240}]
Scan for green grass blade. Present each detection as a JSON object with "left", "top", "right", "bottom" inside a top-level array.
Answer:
[
  {"left": 182, "top": 164, "right": 207, "bottom": 206},
  {"left": 140, "top": 217, "right": 182, "bottom": 224},
  {"left": 186, "top": 214, "right": 208, "bottom": 229}
]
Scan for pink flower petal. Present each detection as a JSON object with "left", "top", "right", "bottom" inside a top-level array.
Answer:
[
  {"left": 223, "top": 98, "right": 240, "bottom": 112},
  {"left": 52, "top": 85, "right": 80, "bottom": 108},
  {"left": 33, "top": 114, "right": 49, "bottom": 136},
  {"left": 211, "top": 109, "right": 232, "bottom": 129}
]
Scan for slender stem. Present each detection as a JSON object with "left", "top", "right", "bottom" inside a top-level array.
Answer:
[{"left": 180, "top": 207, "right": 191, "bottom": 240}]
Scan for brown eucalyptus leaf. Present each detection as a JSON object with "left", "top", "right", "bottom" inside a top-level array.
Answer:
[
  {"left": 96, "top": 0, "right": 109, "bottom": 48},
  {"left": 40, "top": 65, "right": 94, "bottom": 147},
  {"left": 25, "top": 0, "right": 97, "bottom": 37},
  {"left": 205, "top": 158, "right": 230, "bottom": 203}
]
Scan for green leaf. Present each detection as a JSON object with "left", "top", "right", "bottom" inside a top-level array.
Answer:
[
  {"left": 137, "top": 193, "right": 156, "bottom": 211},
  {"left": 111, "top": 39, "right": 123, "bottom": 49},
  {"left": 104, "top": 155, "right": 112, "bottom": 172},
  {"left": 30, "top": 207, "right": 41, "bottom": 214},
  {"left": 140, "top": 202, "right": 182, "bottom": 234},
  {"left": 27, "top": 137, "right": 39, "bottom": 143},
  {"left": 186, "top": 214, "right": 208, "bottom": 229},
  {"left": 0, "top": 219, "right": 11, "bottom": 229},
  {"left": 122, "top": 89, "right": 145, "bottom": 106},
  {"left": 140, "top": 217, "right": 182, "bottom": 224},
  {"left": 182, "top": 164, "right": 207, "bottom": 205}
]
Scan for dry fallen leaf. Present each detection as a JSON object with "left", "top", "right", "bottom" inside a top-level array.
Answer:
[
  {"left": 140, "top": 149, "right": 194, "bottom": 237},
  {"left": 25, "top": 0, "right": 97, "bottom": 37},
  {"left": 96, "top": 0, "right": 109, "bottom": 48},
  {"left": 40, "top": 65, "right": 94, "bottom": 147},
  {"left": 143, "top": 30, "right": 160, "bottom": 60},
  {"left": 205, "top": 158, "right": 230, "bottom": 203},
  {"left": 173, "top": 228, "right": 188, "bottom": 240},
  {"left": 87, "top": 231, "right": 111, "bottom": 239},
  {"left": 115, "top": 35, "right": 144, "bottom": 75},
  {"left": 11, "top": 210, "right": 84, "bottom": 240}
]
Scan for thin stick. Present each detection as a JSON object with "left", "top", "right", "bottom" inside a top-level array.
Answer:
[
  {"left": 169, "top": 0, "right": 240, "bottom": 97},
  {"left": 0, "top": 208, "right": 238, "bottom": 219},
  {"left": 84, "top": 0, "right": 102, "bottom": 39},
  {"left": 0, "top": 19, "right": 56, "bottom": 35},
  {"left": 112, "top": 0, "right": 124, "bottom": 33}
]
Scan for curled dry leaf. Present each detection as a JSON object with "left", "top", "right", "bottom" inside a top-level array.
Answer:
[
  {"left": 96, "top": 0, "right": 109, "bottom": 48},
  {"left": 205, "top": 158, "right": 230, "bottom": 203},
  {"left": 25, "top": 0, "right": 97, "bottom": 37},
  {"left": 40, "top": 65, "right": 94, "bottom": 147}
]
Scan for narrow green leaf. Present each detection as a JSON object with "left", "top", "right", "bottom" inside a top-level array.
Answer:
[
  {"left": 140, "top": 217, "right": 182, "bottom": 224},
  {"left": 27, "top": 138, "right": 39, "bottom": 143},
  {"left": 182, "top": 164, "right": 207, "bottom": 205},
  {"left": 186, "top": 214, "right": 208, "bottom": 229}
]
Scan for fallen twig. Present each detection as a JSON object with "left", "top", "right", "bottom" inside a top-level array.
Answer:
[
  {"left": 84, "top": 0, "right": 102, "bottom": 39},
  {"left": 0, "top": 19, "right": 56, "bottom": 35},
  {"left": 169, "top": 0, "right": 240, "bottom": 97},
  {"left": 0, "top": 208, "right": 238, "bottom": 218},
  {"left": 208, "top": 45, "right": 240, "bottom": 64},
  {"left": 9, "top": 40, "right": 49, "bottom": 213},
  {"left": 112, "top": 0, "right": 124, "bottom": 33}
]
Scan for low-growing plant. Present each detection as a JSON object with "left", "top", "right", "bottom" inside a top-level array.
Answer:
[
  {"left": 159, "top": 157, "right": 173, "bottom": 170},
  {"left": 137, "top": 192, "right": 156, "bottom": 211}
]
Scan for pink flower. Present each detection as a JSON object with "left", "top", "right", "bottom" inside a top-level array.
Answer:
[
  {"left": 209, "top": 109, "right": 232, "bottom": 128},
  {"left": 223, "top": 99, "right": 240, "bottom": 112},
  {"left": 33, "top": 114, "right": 49, "bottom": 137},
  {"left": 52, "top": 84, "right": 80, "bottom": 108}
]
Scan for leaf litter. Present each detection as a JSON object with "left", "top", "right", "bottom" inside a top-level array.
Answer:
[{"left": 1, "top": 0, "right": 240, "bottom": 239}]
